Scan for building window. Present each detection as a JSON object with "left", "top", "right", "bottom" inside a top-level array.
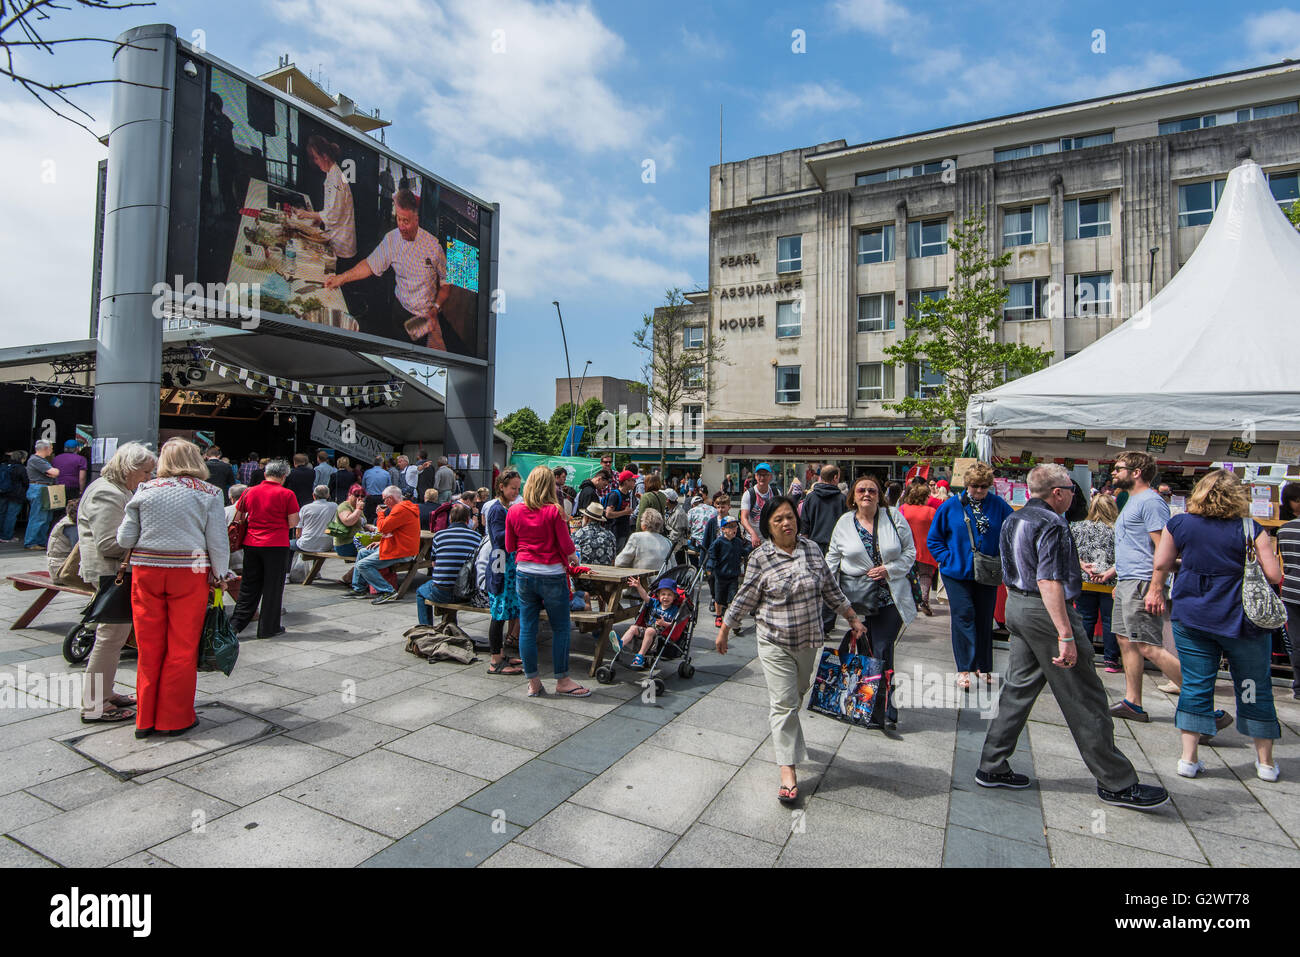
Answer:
[
  {"left": 1073, "top": 273, "right": 1112, "bottom": 316},
  {"left": 856, "top": 293, "right": 894, "bottom": 332},
  {"left": 994, "top": 131, "right": 1113, "bottom": 162},
  {"left": 682, "top": 404, "right": 703, "bottom": 432},
  {"left": 1269, "top": 170, "right": 1299, "bottom": 208},
  {"left": 1004, "top": 279, "right": 1048, "bottom": 322},
  {"left": 685, "top": 365, "right": 704, "bottom": 389},
  {"left": 1177, "top": 179, "right": 1226, "bottom": 227},
  {"left": 857, "top": 224, "right": 895, "bottom": 264},
  {"left": 907, "top": 288, "right": 947, "bottom": 322},
  {"left": 856, "top": 160, "right": 950, "bottom": 186},
  {"left": 906, "top": 361, "right": 944, "bottom": 399},
  {"left": 683, "top": 326, "right": 704, "bottom": 350},
  {"left": 777, "top": 235, "right": 802, "bottom": 273},
  {"left": 1162, "top": 100, "right": 1297, "bottom": 134},
  {"left": 775, "top": 365, "right": 800, "bottom": 404},
  {"left": 1065, "top": 196, "right": 1111, "bottom": 239},
  {"left": 775, "top": 301, "right": 801, "bottom": 338},
  {"left": 906, "top": 219, "right": 948, "bottom": 258},
  {"left": 1003, "top": 204, "right": 1048, "bottom": 247},
  {"left": 856, "top": 362, "right": 895, "bottom": 401}
]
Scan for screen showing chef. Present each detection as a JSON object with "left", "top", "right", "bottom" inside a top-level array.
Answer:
[{"left": 192, "top": 66, "right": 487, "bottom": 360}]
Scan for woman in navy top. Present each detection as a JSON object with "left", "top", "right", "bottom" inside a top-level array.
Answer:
[
  {"left": 1149, "top": 470, "right": 1283, "bottom": 782},
  {"left": 926, "top": 462, "right": 1014, "bottom": 689}
]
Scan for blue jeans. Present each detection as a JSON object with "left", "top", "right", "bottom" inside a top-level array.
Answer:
[
  {"left": 945, "top": 576, "right": 996, "bottom": 673},
  {"left": 1172, "top": 621, "right": 1280, "bottom": 739},
  {"left": 516, "top": 570, "right": 572, "bottom": 680},
  {"left": 334, "top": 542, "right": 358, "bottom": 559},
  {"left": 0, "top": 497, "right": 21, "bottom": 540},
  {"left": 352, "top": 546, "right": 408, "bottom": 595},
  {"left": 22, "top": 485, "right": 51, "bottom": 548},
  {"left": 417, "top": 581, "right": 454, "bottom": 625},
  {"left": 1075, "top": 591, "right": 1116, "bottom": 662}
]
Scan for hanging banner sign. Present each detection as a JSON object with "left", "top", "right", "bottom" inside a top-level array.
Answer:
[
  {"left": 1106, "top": 431, "right": 1127, "bottom": 449},
  {"left": 1066, "top": 429, "right": 1086, "bottom": 443},
  {"left": 309, "top": 412, "right": 392, "bottom": 463},
  {"left": 1146, "top": 431, "right": 1169, "bottom": 455},
  {"left": 1227, "top": 438, "right": 1254, "bottom": 458},
  {"left": 1183, "top": 434, "right": 1210, "bottom": 457}
]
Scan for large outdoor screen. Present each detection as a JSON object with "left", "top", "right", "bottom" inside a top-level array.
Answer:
[{"left": 168, "top": 55, "right": 491, "bottom": 363}]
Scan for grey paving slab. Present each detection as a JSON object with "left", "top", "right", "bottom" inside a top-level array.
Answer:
[
  {"left": 536, "top": 713, "right": 660, "bottom": 775},
  {"left": 1170, "top": 792, "right": 1296, "bottom": 847},
  {"left": 257, "top": 649, "right": 341, "bottom": 673},
  {"left": 350, "top": 668, "right": 442, "bottom": 701},
  {"left": 12, "top": 778, "right": 235, "bottom": 867},
  {"left": 947, "top": 785, "right": 1047, "bottom": 846},
  {"left": 943, "top": 824, "right": 1050, "bottom": 867},
  {"left": 1038, "top": 782, "right": 1207, "bottom": 863},
  {"left": 0, "top": 789, "right": 62, "bottom": 832},
  {"left": 698, "top": 757, "right": 825, "bottom": 846},
  {"left": 284, "top": 749, "right": 485, "bottom": 839},
  {"left": 149, "top": 795, "right": 390, "bottom": 867},
  {"left": 1246, "top": 786, "right": 1300, "bottom": 841},
  {"left": 168, "top": 735, "right": 347, "bottom": 806},
  {"left": 951, "top": 745, "right": 1044, "bottom": 806},
  {"left": 64, "top": 713, "right": 277, "bottom": 778},
  {"left": 360, "top": 805, "right": 520, "bottom": 867},
  {"left": 517, "top": 801, "right": 677, "bottom": 867},
  {"left": 707, "top": 678, "right": 772, "bottom": 707},
  {"left": 1046, "top": 828, "right": 1209, "bottom": 868},
  {"left": 497, "top": 681, "right": 625, "bottom": 718},
  {"left": 460, "top": 759, "right": 594, "bottom": 827},
  {"left": 426, "top": 669, "right": 524, "bottom": 702},
  {"left": 345, "top": 688, "right": 478, "bottom": 731},
  {"left": 284, "top": 712, "right": 407, "bottom": 757},
  {"left": 24, "top": 766, "right": 137, "bottom": 811},
  {"left": 569, "top": 743, "right": 738, "bottom": 835},
  {"left": 479, "top": 841, "right": 579, "bottom": 868},
  {"left": 108, "top": 851, "right": 176, "bottom": 867},
  {"left": 660, "top": 821, "right": 782, "bottom": 868},
  {"left": 315, "top": 653, "right": 408, "bottom": 680},
  {"left": 0, "top": 649, "right": 43, "bottom": 665},
  {"left": 0, "top": 836, "right": 57, "bottom": 867},
  {"left": 210, "top": 680, "right": 312, "bottom": 713},
  {"left": 262, "top": 690, "right": 376, "bottom": 728},
  {"left": 0, "top": 708, "right": 85, "bottom": 752},
  {"left": 263, "top": 665, "right": 358, "bottom": 697},
  {"left": 0, "top": 738, "right": 94, "bottom": 794},
  {"left": 385, "top": 724, "right": 535, "bottom": 780},
  {"left": 440, "top": 696, "right": 593, "bottom": 751},
  {"left": 778, "top": 797, "right": 946, "bottom": 867},
  {"left": 676, "top": 693, "right": 772, "bottom": 741},
  {"left": 648, "top": 721, "right": 761, "bottom": 766},
  {"left": 610, "top": 690, "right": 699, "bottom": 726},
  {"left": 1189, "top": 827, "right": 1300, "bottom": 867},
  {"left": 816, "top": 757, "right": 952, "bottom": 828}
]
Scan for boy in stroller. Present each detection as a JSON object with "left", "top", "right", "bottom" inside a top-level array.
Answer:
[{"left": 614, "top": 577, "right": 682, "bottom": 669}]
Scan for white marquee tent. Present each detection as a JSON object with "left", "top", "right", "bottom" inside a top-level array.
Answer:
[{"left": 967, "top": 160, "right": 1300, "bottom": 463}]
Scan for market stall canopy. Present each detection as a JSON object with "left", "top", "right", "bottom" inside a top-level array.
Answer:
[{"left": 968, "top": 161, "right": 1300, "bottom": 445}]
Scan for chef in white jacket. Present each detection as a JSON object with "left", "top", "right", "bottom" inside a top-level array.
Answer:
[{"left": 826, "top": 473, "right": 917, "bottom": 728}]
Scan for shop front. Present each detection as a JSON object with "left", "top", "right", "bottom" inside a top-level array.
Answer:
[{"left": 701, "top": 438, "right": 928, "bottom": 493}]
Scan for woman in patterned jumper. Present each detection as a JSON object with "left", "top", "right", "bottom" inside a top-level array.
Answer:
[
  {"left": 717, "top": 496, "right": 866, "bottom": 805},
  {"left": 1071, "top": 493, "right": 1120, "bottom": 672},
  {"left": 116, "top": 438, "right": 230, "bottom": 739}
]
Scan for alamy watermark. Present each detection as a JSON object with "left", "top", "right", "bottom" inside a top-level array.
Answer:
[
  {"left": 151, "top": 276, "right": 262, "bottom": 329},
  {"left": 593, "top": 406, "right": 704, "bottom": 459}
]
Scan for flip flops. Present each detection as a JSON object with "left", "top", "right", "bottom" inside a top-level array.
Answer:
[
  {"left": 81, "top": 706, "right": 135, "bottom": 724},
  {"left": 555, "top": 684, "right": 592, "bottom": 698},
  {"left": 777, "top": 784, "right": 799, "bottom": 805},
  {"left": 486, "top": 659, "right": 523, "bottom": 676}
]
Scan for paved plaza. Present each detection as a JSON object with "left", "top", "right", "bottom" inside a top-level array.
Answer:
[{"left": 1, "top": 542, "right": 1298, "bottom": 868}]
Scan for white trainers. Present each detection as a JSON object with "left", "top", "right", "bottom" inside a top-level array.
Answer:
[
  {"left": 1177, "top": 759, "right": 1205, "bottom": 778},
  {"left": 1256, "top": 761, "right": 1280, "bottom": 782}
]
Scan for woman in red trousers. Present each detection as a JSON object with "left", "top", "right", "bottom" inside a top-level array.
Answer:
[{"left": 116, "top": 438, "right": 231, "bottom": 738}]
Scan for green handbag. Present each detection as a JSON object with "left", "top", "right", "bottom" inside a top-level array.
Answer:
[{"left": 198, "top": 590, "right": 240, "bottom": 676}]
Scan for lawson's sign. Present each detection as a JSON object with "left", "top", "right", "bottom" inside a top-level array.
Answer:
[{"left": 309, "top": 412, "right": 392, "bottom": 463}]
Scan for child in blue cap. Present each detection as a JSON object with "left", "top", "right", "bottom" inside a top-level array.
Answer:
[{"left": 613, "top": 576, "right": 682, "bottom": 668}]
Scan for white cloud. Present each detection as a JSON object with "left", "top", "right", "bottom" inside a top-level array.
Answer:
[
  {"left": 0, "top": 97, "right": 106, "bottom": 349},
  {"left": 680, "top": 26, "right": 727, "bottom": 60},
  {"left": 1243, "top": 9, "right": 1300, "bottom": 61},
  {"left": 830, "top": 0, "right": 915, "bottom": 38},
  {"left": 763, "top": 81, "right": 861, "bottom": 125}
]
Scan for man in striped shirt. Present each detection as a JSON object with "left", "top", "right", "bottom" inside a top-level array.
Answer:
[
  {"left": 416, "top": 504, "right": 483, "bottom": 624},
  {"left": 324, "top": 188, "right": 450, "bottom": 348}
]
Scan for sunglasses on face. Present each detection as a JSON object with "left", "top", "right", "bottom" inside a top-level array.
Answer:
[{"left": 967, "top": 484, "right": 990, "bottom": 490}]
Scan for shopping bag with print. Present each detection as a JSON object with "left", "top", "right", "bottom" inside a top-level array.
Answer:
[
  {"left": 198, "top": 589, "right": 240, "bottom": 676},
  {"left": 807, "top": 647, "right": 886, "bottom": 726}
]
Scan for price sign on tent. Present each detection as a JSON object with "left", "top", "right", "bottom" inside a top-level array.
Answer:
[
  {"left": 1106, "top": 432, "right": 1127, "bottom": 449},
  {"left": 1067, "top": 430, "right": 1086, "bottom": 443},
  {"left": 1146, "top": 431, "right": 1169, "bottom": 455},
  {"left": 1277, "top": 441, "right": 1300, "bottom": 466},
  {"left": 1184, "top": 434, "right": 1211, "bottom": 457},
  {"left": 1227, "top": 438, "right": 1254, "bottom": 458}
]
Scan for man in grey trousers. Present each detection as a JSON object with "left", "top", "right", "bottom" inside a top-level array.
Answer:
[{"left": 976, "top": 464, "right": 1169, "bottom": 811}]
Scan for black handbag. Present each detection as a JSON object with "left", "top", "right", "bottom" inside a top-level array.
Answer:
[
  {"left": 82, "top": 552, "right": 134, "bottom": 625},
  {"left": 839, "top": 510, "right": 890, "bottom": 615},
  {"left": 963, "top": 507, "right": 1003, "bottom": 587},
  {"left": 198, "top": 589, "right": 240, "bottom": 676}
]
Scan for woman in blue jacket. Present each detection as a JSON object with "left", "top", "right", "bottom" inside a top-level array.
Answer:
[{"left": 926, "top": 462, "right": 1013, "bottom": 689}]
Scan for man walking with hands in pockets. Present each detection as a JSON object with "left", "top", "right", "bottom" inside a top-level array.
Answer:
[{"left": 976, "top": 464, "right": 1168, "bottom": 810}]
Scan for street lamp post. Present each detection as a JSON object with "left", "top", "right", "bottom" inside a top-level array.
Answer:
[
  {"left": 553, "top": 300, "right": 575, "bottom": 452},
  {"left": 573, "top": 359, "right": 592, "bottom": 453}
]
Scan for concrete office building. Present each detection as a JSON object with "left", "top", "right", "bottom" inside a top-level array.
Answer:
[
  {"left": 554, "top": 376, "right": 647, "bottom": 415},
  {"left": 692, "top": 60, "right": 1300, "bottom": 492}
]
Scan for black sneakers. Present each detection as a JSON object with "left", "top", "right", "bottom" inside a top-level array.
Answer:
[
  {"left": 1097, "top": 782, "right": 1170, "bottom": 810},
  {"left": 975, "top": 768, "right": 1031, "bottom": 789}
]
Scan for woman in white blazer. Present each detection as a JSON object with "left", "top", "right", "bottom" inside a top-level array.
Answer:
[{"left": 826, "top": 473, "right": 917, "bottom": 728}]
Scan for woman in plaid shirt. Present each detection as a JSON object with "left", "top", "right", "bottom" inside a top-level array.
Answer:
[{"left": 717, "top": 496, "right": 866, "bottom": 805}]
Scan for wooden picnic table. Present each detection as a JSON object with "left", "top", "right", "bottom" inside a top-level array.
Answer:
[{"left": 299, "top": 530, "right": 434, "bottom": 599}]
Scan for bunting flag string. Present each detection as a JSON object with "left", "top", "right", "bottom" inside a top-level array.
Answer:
[{"left": 202, "top": 360, "right": 404, "bottom": 409}]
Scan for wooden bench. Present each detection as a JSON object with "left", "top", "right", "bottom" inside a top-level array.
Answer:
[
  {"left": 7, "top": 571, "right": 94, "bottom": 630},
  {"left": 299, "top": 531, "right": 434, "bottom": 599},
  {"left": 424, "top": 601, "right": 617, "bottom": 676}
]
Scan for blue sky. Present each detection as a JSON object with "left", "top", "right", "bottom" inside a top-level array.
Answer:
[{"left": 3, "top": 0, "right": 1300, "bottom": 419}]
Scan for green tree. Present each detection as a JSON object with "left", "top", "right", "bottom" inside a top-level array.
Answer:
[
  {"left": 548, "top": 397, "right": 606, "bottom": 455},
  {"left": 497, "top": 406, "right": 550, "bottom": 454},
  {"left": 631, "top": 288, "right": 728, "bottom": 472},
  {"left": 884, "top": 212, "right": 1051, "bottom": 464},
  {"left": 1289, "top": 201, "right": 1300, "bottom": 230}
]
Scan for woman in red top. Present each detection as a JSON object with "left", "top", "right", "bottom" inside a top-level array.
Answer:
[
  {"left": 505, "top": 465, "right": 588, "bottom": 697},
  {"left": 229, "top": 459, "right": 300, "bottom": 638},
  {"left": 900, "top": 483, "right": 938, "bottom": 615}
]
